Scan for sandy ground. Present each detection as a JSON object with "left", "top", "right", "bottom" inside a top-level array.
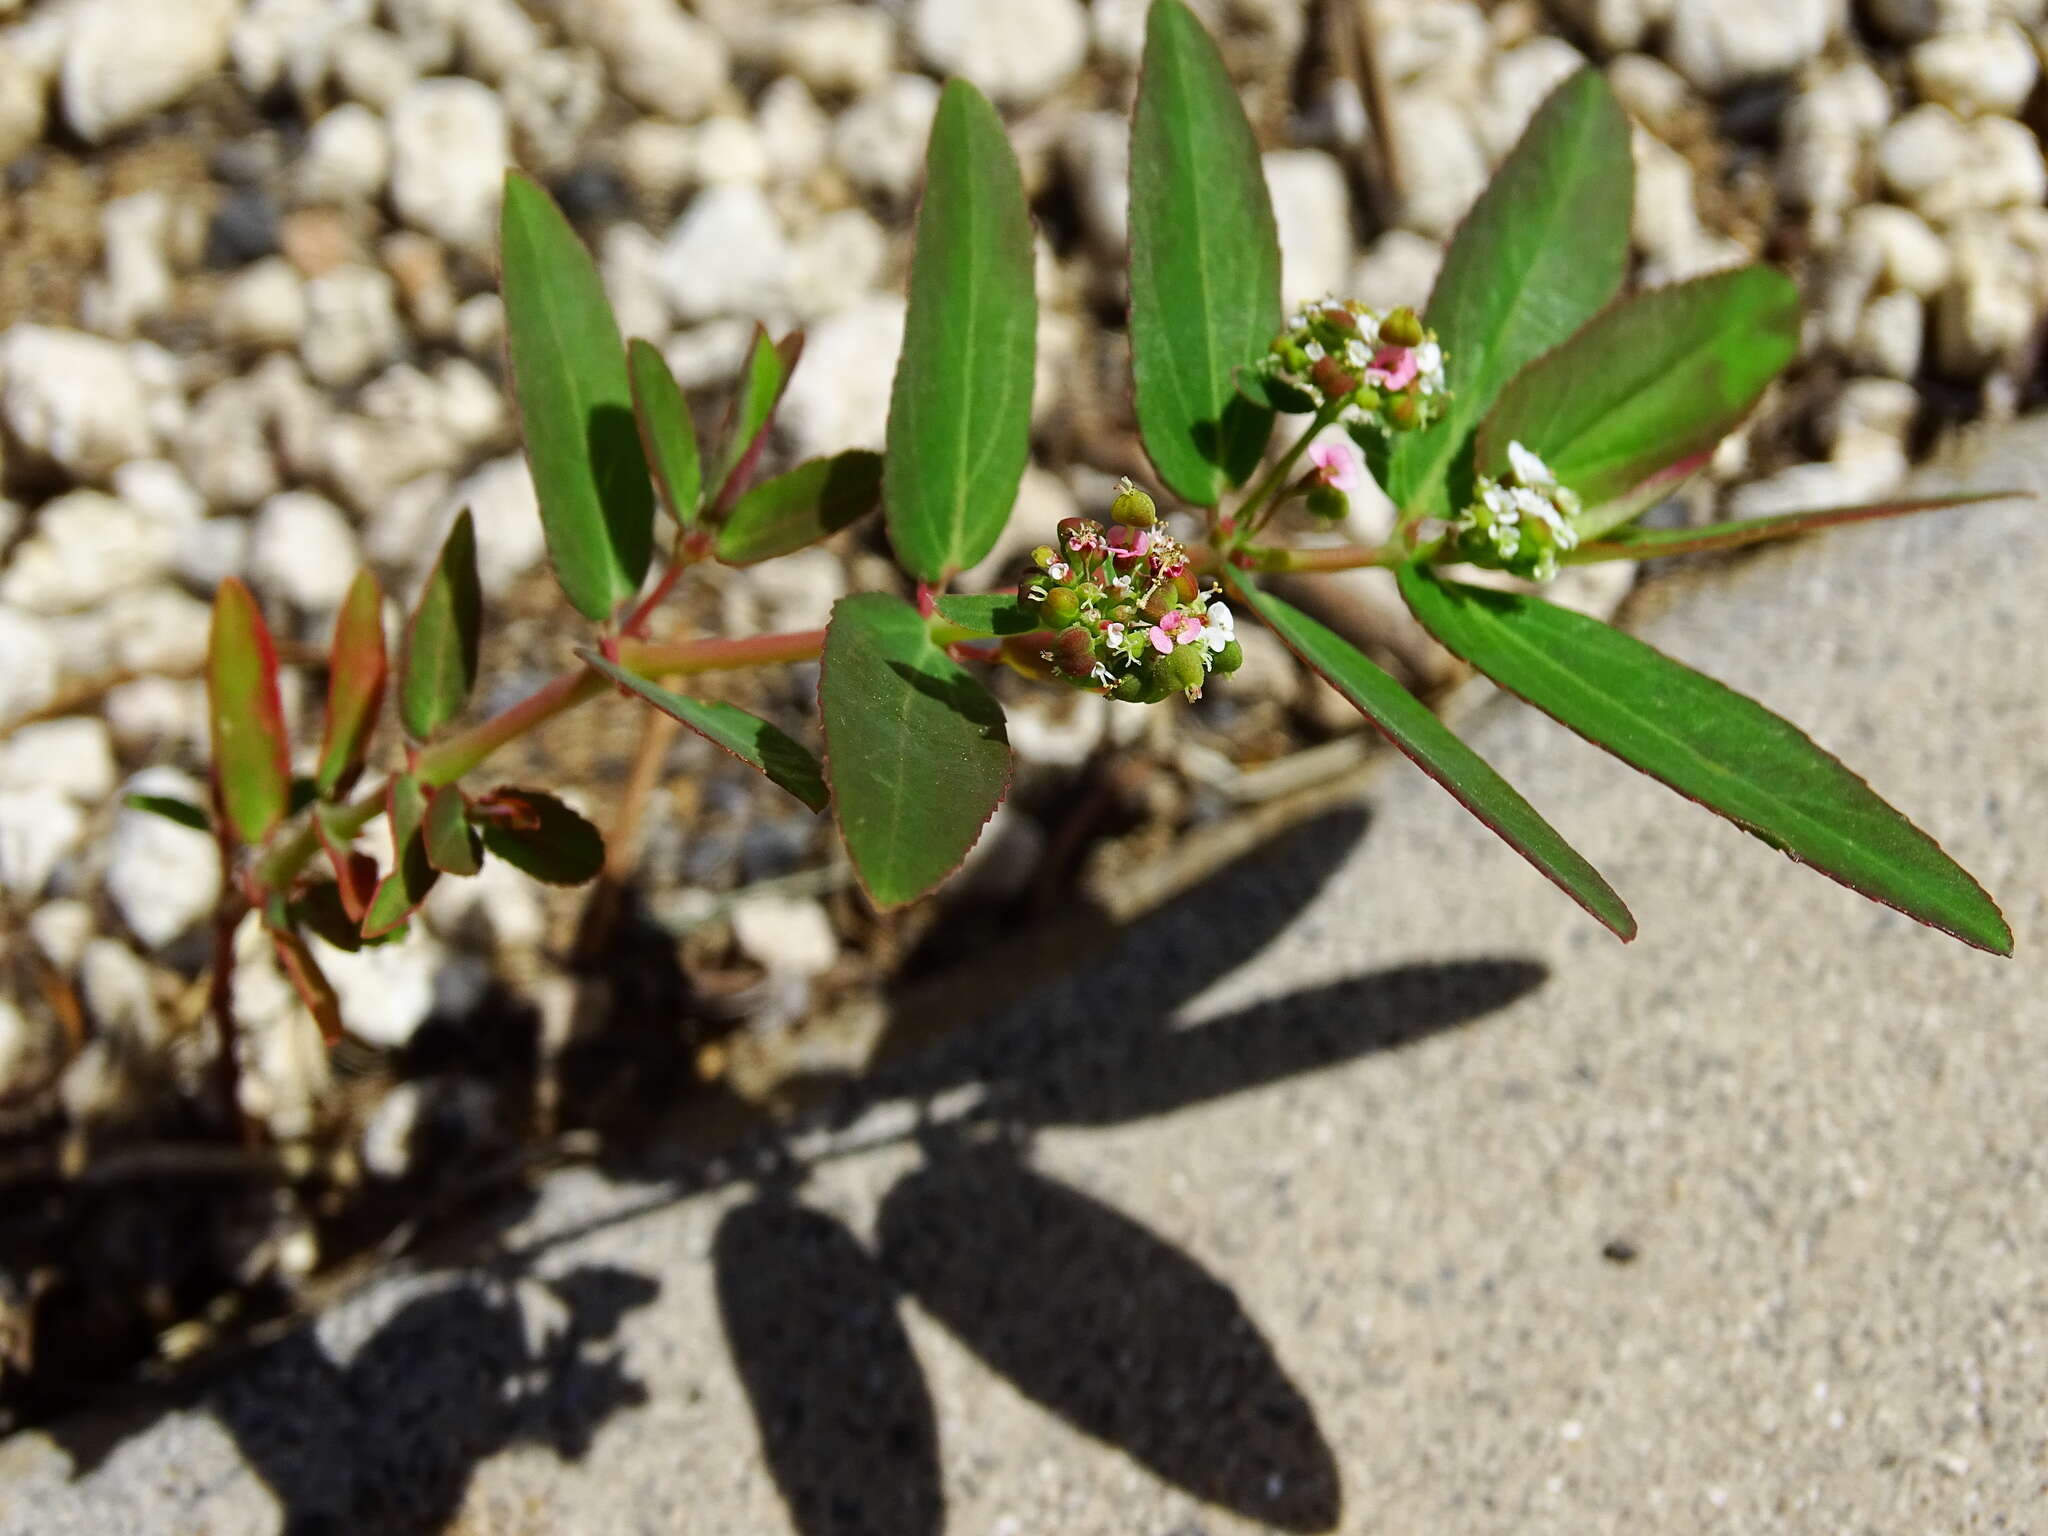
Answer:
[{"left": 2, "top": 415, "right": 2044, "bottom": 1533}]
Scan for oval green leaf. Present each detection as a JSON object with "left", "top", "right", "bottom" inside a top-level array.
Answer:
[
  {"left": 884, "top": 78, "right": 1037, "bottom": 584},
  {"left": 315, "top": 567, "right": 387, "bottom": 798},
  {"left": 472, "top": 786, "right": 605, "bottom": 885},
  {"left": 1478, "top": 267, "right": 1800, "bottom": 506},
  {"left": 361, "top": 773, "right": 439, "bottom": 940},
  {"left": 207, "top": 577, "right": 291, "bottom": 845},
  {"left": 1387, "top": 69, "right": 1632, "bottom": 517},
  {"left": 931, "top": 592, "right": 1041, "bottom": 637},
  {"left": 1566, "top": 490, "right": 2020, "bottom": 564},
  {"left": 1229, "top": 572, "right": 1632, "bottom": 940},
  {"left": 400, "top": 509, "right": 482, "bottom": 742},
  {"left": 820, "top": 593, "right": 1010, "bottom": 909},
  {"left": 423, "top": 783, "right": 482, "bottom": 875},
  {"left": 1129, "top": 0, "right": 1282, "bottom": 507},
  {"left": 716, "top": 450, "right": 882, "bottom": 566},
  {"left": 580, "top": 650, "right": 829, "bottom": 813},
  {"left": 1396, "top": 566, "right": 2010, "bottom": 954},
  {"left": 501, "top": 170, "right": 654, "bottom": 621},
  {"left": 629, "top": 336, "right": 702, "bottom": 530},
  {"left": 710, "top": 326, "right": 804, "bottom": 515}
]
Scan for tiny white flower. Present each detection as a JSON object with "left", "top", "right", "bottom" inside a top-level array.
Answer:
[
  {"left": 1506, "top": 440, "right": 1554, "bottom": 488},
  {"left": 1104, "top": 621, "right": 1127, "bottom": 649},
  {"left": 1046, "top": 560, "right": 1070, "bottom": 581},
  {"left": 1202, "top": 601, "right": 1235, "bottom": 653},
  {"left": 1091, "top": 663, "right": 1116, "bottom": 687},
  {"left": 1415, "top": 340, "right": 1442, "bottom": 376}
]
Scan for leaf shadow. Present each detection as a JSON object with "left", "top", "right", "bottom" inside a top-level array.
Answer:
[
  {"left": 587, "top": 399, "right": 655, "bottom": 586},
  {"left": 714, "top": 1196, "right": 943, "bottom": 1536},
  {"left": 878, "top": 1146, "right": 1340, "bottom": 1531},
  {"left": 882, "top": 659, "right": 1009, "bottom": 739},
  {"left": 1189, "top": 393, "right": 1276, "bottom": 490}
]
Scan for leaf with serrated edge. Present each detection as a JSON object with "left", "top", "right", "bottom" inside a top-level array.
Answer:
[
  {"left": 400, "top": 510, "right": 482, "bottom": 741},
  {"left": 207, "top": 578, "right": 291, "bottom": 844},
  {"left": 315, "top": 568, "right": 387, "bottom": 798},
  {"left": 932, "top": 592, "right": 1041, "bottom": 636},
  {"left": 1478, "top": 267, "right": 1800, "bottom": 506},
  {"left": 1230, "top": 572, "right": 1632, "bottom": 939},
  {"left": 424, "top": 783, "right": 482, "bottom": 875},
  {"left": 581, "top": 650, "right": 829, "bottom": 813},
  {"left": 361, "top": 774, "right": 439, "bottom": 939},
  {"left": 710, "top": 327, "right": 804, "bottom": 513},
  {"left": 1566, "top": 491, "right": 2022, "bottom": 564},
  {"left": 629, "top": 337, "right": 702, "bottom": 529},
  {"left": 1397, "top": 565, "right": 2010, "bottom": 954},
  {"left": 501, "top": 170, "right": 654, "bottom": 620},
  {"left": 820, "top": 593, "right": 1010, "bottom": 909},
  {"left": 884, "top": 78, "right": 1037, "bottom": 584},
  {"left": 1387, "top": 69, "right": 1632, "bottom": 517},
  {"left": 1129, "top": 0, "right": 1282, "bottom": 506},
  {"left": 716, "top": 451, "right": 882, "bottom": 565},
  {"left": 473, "top": 787, "right": 605, "bottom": 885}
]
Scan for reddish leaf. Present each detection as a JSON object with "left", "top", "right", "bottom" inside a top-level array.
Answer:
[
  {"left": 312, "top": 802, "right": 380, "bottom": 922},
  {"left": 207, "top": 578, "right": 292, "bottom": 845},
  {"left": 271, "top": 923, "right": 344, "bottom": 1044},
  {"left": 315, "top": 568, "right": 388, "bottom": 798}
]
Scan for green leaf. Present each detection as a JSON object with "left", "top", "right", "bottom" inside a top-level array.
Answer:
[
  {"left": 1386, "top": 69, "right": 1632, "bottom": 517},
  {"left": 423, "top": 783, "right": 483, "bottom": 875},
  {"left": 501, "top": 169, "right": 654, "bottom": 621},
  {"left": 1396, "top": 566, "right": 2010, "bottom": 954},
  {"left": 1229, "top": 573, "right": 1632, "bottom": 939},
  {"left": 709, "top": 326, "right": 804, "bottom": 513},
  {"left": 1566, "top": 490, "right": 2021, "bottom": 564},
  {"left": 314, "top": 568, "right": 387, "bottom": 798},
  {"left": 123, "top": 792, "right": 209, "bottom": 833},
  {"left": 361, "top": 774, "right": 439, "bottom": 940},
  {"left": 290, "top": 880, "right": 370, "bottom": 952},
  {"left": 820, "top": 593, "right": 1010, "bottom": 908},
  {"left": 579, "top": 650, "right": 829, "bottom": 813},
  {"left": 884, "top": 78, "right": 1037, "bottom": 584},
  {"left": 1572, "top": 452, "right": 1709, "bottom": 544},
  {"left": 629, "top": 337, "right": 702, "bottom": 529},
  {"left": 1478, "top": 267, "right": 1801, "bottom": 506},
  {"left": 400, "top": 510, "right": 482, "bottom": 741},
  {"left": 1129, "top": 0, "right": 1282, "bottom": 506},
  {"left": 207, "top": 578, "right": 291, "bottom": 845},
  {"left": 932, "top": 592, "right": 1042, "bottom": 636},
  {"left": 312, "top": 801, "right": 380, "bottom": 922},
  {"left": 715, "top": 450, "right": 882, "bottom": 565},
  {"left": 1235, "top": 367, "right": 1317, "bottom": 415},
  {"left": 472, "top": 787, "right": 606, "bottom": 885}
]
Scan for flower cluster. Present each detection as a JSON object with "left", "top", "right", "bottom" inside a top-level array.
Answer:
[
  {"left": 1254, "top": 299, "right": 1449, "bottom": 432},
  {"left": 1446, "top": 441, "right": 1582, "bottom": 581},
  {"left": 1021, "top": 479, "right": 1242, "bottom": 702}
]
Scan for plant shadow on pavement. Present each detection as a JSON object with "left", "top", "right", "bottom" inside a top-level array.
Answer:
[{"left": 38, "top": 807, "right": 1546, "bottom": 1536}]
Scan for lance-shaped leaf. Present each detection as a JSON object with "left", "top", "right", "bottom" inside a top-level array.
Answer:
[
  {"left": 313, "top": 802, "right": 381, "bottom": 923},
  {"left": 315, "top": 568, "right": 387, "bottom": 798},
  {"left": 423, "top": 783, "right": 482, "bottom": 875},
  {"left": 471, "top": 787, "right": 605, "bottom": 885},
  {"left": 123, "top": 793, "right": 209, "bottom": 832},
  {"left": 400, "top": 510, "right": 482, "bottom": 741},
  {"left": 1230, "top": 573, "right": 1632, "bottom": 939},
  {"left": 884, "top": 78, "right": 1037, "bottom": 584},
  {"left": 361, "top": 774, "right": 439, "bottom": 940},
  {"left": 629, "top": 337, "right": 703, "bottom": 529},
  {"left": 820, "top": 593, "right": 1010, "bottom": 908},
  {"left": 1387, "top": 69, "right": 1632, "bottom": 517},
  {"left": 1478, "top": 267, "right": 1800, "bottom": 505},
  {"left": 290, "top": 881, "right": 372, "bottom": 952},
  {"left": 207, "top": 578, "right": 291, "bottom": 845},
  {"left": 580, "top": 650, "right": 829, "bottom": 813},
  {"left": 1397, "top": 566, "right": 2011, "bottom": 954},
  {"left": 709, "top": 326, "right": 804, "bottom": 513},
  {"left": 716, "top": 450, "right": 882, "bottom": 565},
  {"left": 1566, "top": 490, "right": 2021, "bottom": 564},
  {"left": 932, "top": 592, "right": 1042, "bottom": 636},
  {"left": 501, "top": 170, "right": 654, "bottom": 621},
  {"left": 269, "top": 921, "right": 344, "bottom": 1044},
  {"left": 1129, "top": 0, "right": 1282, "bottom": 506},
  {"left": 1573, "top": 452, "right": 1709, "bottom": 544}
]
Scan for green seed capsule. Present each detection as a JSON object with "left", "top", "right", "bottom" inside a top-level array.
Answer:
[
  {"left": 1306, "top": 485, "right": 1348, "bottom": 520},
  {"left": 1031, "top": 544, "right": 1058, "bottom": 571},
  {"left": 1042, "top": 587, "right": 1080, "bottom": 624},
  {"left": 1211, "top": 639, "right": 1243, "bottom": 676},
  {"left": 1110, "top": 482, "right": 1157, "bottom": 528},
  {"left": 1379, "top": 307, "right": 1425, "bottom": 347},
  {"left": 1114, "top": 671, "right": 1150, "bottom": 703}
]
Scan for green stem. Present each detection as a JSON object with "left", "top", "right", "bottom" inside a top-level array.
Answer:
[
  {"left": 1232, "top": 402, "right": 1343, "bottom": 539},
  {"left": 256, "top": 626, "right": 829, "bottom": 892}
]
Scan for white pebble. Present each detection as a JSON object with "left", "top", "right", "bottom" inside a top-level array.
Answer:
[
  {"left": 773, "top": 296, "right": 905, "bottom": 460},
  {"left": 0, "top": 606, "right": 58, "bottom": 723},
  {"left": 1348, "top": 230, "right": 1443, "bottom": 314},
  {"left": 1665, "top": 0, "right": 1839, "bottom": 93},
  {"left": 1265, "top": 151, "right": 1355, "bottom": 307},
  {"left": 249, "top": 491, "right": 361, "bottom": 614},
  {"left": 0, "top": 490, "right": 171, "bottom": 613},
  {"left": 214, "top": 257, "right": 308, "bottom": 351},
  {"left": 564, "top": 0, "right": 730, "bottom": 123},
  {"left": 832, "top": 74, "right": 941, "bottom": 202},
  {"left": 105, "top": 767, "right": 221, "bottom": 948},
  {"left": 1910, "top": 22, "right": 2038, "bottom": 118},
  {"left": 0, "top": 716, "right": 116, "bottom": 803},
  {"left": 658, "top": 184, "right": 793, "bottom": 323},
  {"left": 910, "top": 0, "right": 1087, "bottom": 107},
  {"left": 300, "top": 265, "right": 405, "bottom": 387},
  {"left": 386, "top": 77, "right": 509, "bottom": 254},
  {"left": 60, "top": 0, "right": 235, "bottom": 143},
  {"left": 0, "top": 324, "right": 156, "bottom": 480},
  {"left": 778, "top": 6, "right": 895, "bottom": 96},
  {"left": 758, "top": 76, "right": 831, "bottom": 184},
  {"left": 296, "top": 102, "right": 391, "bottom": 206},
  {"left": 790, "top": 207, "right": 889, "bottom": 321},
  {"left": 0, "top": 789, "right": 84, "bottom": 896},
  {"left": 731, "top": 893, "right": 839, "bottom": 979}
]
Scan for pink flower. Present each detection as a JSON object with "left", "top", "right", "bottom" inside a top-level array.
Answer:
[
  {"left": 1363, "top": 344, "right": 1418, "bottom": 392},
  {"left": 1107, "top": 525, "right": 1151, "bottom": 562},
  {"left": 1148, "top": 623, "right": 1175, "bottom": 654},
  {"left": 1309, "top": 438, "right": 1364, "bottom": 493}
]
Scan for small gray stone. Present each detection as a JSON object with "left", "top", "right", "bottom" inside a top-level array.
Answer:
[{"left": 731, "top": 893, "right": 839, "bottom": 979}]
